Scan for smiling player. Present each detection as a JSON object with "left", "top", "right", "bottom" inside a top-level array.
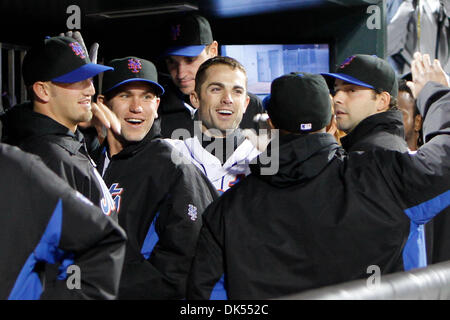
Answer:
[{"left": 95, "top": 56, "right": 218, "bottom": 299}]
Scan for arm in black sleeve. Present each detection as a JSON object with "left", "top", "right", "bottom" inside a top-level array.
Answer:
[
  {"left": 365, "top": 82, "right": 450, "bottom": 222},
  {"left": 119, "top": 164, "right": 218, "bottom": 299},
  {"left": 187, "top": 209, "right": 226, "bottom": 300},
  {"left": 27, "top": 155, "right": 127, "bottom": 300}
]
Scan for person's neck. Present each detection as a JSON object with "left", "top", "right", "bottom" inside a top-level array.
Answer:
[
  {"left": 33, "top": 102, "right": 77, "bottom": 133},
  {"left": 201, "top": 124, "right": 228, "bottom": 139}
]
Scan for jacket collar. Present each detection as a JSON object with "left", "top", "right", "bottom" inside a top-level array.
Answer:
[
  {"left": 251, "top": 133, "right": 342, "bottom": 187},
  {"left": 111, "top": 122, "right": 162, "bottom": 159},
  {"left": 341, "top": 108, "right": 405, "bottom": 151},
  {"left": 3, "top": 102, "right": 85, "bottom": 155}
]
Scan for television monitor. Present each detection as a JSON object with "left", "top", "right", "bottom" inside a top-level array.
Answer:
[{"left": 221, "top": 44, "right": 330, "bottom": 98}]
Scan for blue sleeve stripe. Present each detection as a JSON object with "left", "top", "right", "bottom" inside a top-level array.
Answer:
[
  {"left": 402, "top": 222, "right": 427, "bottom": 271},
  {"left": 9, "top": 199, "right": 64, "bottom": 300},
  {"left": 141, "top": 212, "right": 160, "bottom": 260},
  {"left": 404, "top": 190, "right": 450, "bottom": 224},
  {"left": 209, "top": 274, "right": 228, "bottom": 300},
  {"left": 401, "top": 190, "right": 450, "bottom": 271}
]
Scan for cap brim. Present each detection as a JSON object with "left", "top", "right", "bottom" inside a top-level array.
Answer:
[
  {"left": 321, "top": 72, "right": 375, "bottom": 90},
  {"left": 103, "top": 78, "right": 165, "bottom": 96},
  {"left": 164, "top": 45, "right": 206, "bottom": 57},
  {"left": 52, "top": 63, "right": 113, "bottom": 83}
]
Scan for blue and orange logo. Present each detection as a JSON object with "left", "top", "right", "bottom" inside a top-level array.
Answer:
[
  {"left": 339, "top": 55, "right": 355, "bottom": 69},
  {"left": 128, "top": 58, "right": 142, "bottom": 73},
  {"left": 69, "top": 42, "right": 86, "bottom": 59},
  {"left": 109, "top": 183, "right": 124, "bottom": 213}
]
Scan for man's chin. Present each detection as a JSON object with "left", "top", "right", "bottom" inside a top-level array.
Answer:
[
  {"left": 79, "top": 111, "right": 93, "bottom": 125},
  {"left": 176, "top": 84, "right": 194, "bottom": 95}
]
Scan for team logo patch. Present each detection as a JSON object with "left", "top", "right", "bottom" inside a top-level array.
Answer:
[
  {"left": 300, "top": 123, "right": 312, "bottom": 131},
  {"left": 187, "top": 204, "right": 198, "bottom": 221},
  {"left": 128, "top": 58, "right": 142, "bottom": 73},
  {"left": 339, "top": 55, "right": 355, "bottom": 69},
  {"left": 109, "top": 183, "right": 124, "bottom": 213},
  {"left": 171, "top": 24, "right": 181, "bottom": 41},
  {"left": 69, "top": 42, "right": 86, "bottom": 59}
]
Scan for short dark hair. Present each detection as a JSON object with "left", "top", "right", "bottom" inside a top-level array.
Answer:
[
  {"left": 371, "top": 88, "right": 398, "bottom": 109},
  {"left": 194, "top": 56, "right": 247, "bottom": 95},
  {"left": 398, "top": 79, "right": 419, "bottom": 116}
]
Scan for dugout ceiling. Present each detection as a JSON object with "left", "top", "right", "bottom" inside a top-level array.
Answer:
[{"left": 0, "top": 0, "right": 386, "bottom": 70}]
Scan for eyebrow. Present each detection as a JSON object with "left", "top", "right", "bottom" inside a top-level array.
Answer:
[
  {"left": 334, "top": 82, "right": 354, "bottom": 88},
  {"left": 207, "top": 82, "right": 245, "bottom": 90},
  {"left": 118, "top": 89, "right": 155, "bottom": 95}
]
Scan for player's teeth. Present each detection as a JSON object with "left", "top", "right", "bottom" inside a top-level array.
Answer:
[{"left": 218, "top": 110, "right": 232, "bottom": 114}]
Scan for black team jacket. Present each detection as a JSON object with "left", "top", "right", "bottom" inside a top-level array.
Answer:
[
  {"left": 186, "top": 82, "right": 450, "bottom": 300},
  {"left": 1, "top": 102, "right": 116, "bottom": 218},
  {"left": 340, "top": 108, "right": 409, "bottom": 153},
  {"left": 340, "top": 108, "right": 435, "bottom": 267},
  {"left": 97, "top": 124, "right": 219, "bottom": 299},
  {"left": 0, "top": 143, "right": 126, "bottom": 299}
]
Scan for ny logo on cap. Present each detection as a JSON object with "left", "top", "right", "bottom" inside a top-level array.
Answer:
[
  {"left": 339, "top": 55, "right": 356, "bottom": 69},
  {"left": 128, "top": 58, "right": 142, "bottom": 73},
  {"left": 171, "top": 24, "right": 181, "bottom": 41},
  {"left": 69, "top": 42, "right": 86, "bottom": 59}
]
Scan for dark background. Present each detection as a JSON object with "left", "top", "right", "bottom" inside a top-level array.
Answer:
[{"left": 0, "top": 0, "right": 385, "bottom": 106}]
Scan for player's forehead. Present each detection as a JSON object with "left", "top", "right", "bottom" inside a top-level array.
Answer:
[
  {"left": 165, "top": 54, "right": 200, "bottom": 63},
  {"left": 203, "top": 64, "right": 246, "bottom": 86}
]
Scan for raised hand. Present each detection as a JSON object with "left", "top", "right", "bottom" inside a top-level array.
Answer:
[
  {"left": 407, "top": 52, "right": 450, "bottom": 98},
  {"left": 59, "top": 31, "right": 99, "bottom": 63}
]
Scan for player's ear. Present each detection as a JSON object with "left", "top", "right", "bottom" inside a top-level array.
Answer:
[
  {"left": 376, "top": 91, "right": 390, "bottom": 112},
  {"left": 190, "top": 91, "right": 200, "bottom": 109},
  {"left": 414, "top": 114, "right": 423, "bottom": 132},
  {"left": 32, "top": 81, "right": 51, "bottom": 103},
  {"left": 207, "top": 41, "right": 218, "bottom": 58}
]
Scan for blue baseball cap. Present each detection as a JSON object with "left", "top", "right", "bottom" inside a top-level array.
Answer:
[{"left": 22, "top": 36, "right": 113, "bottom": 86}]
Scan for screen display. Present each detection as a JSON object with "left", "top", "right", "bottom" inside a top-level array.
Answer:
[{"left": 221, "top": 44, "right": 329, "bottom": 97}]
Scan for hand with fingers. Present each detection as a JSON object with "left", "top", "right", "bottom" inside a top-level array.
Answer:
[
  {"left": 90, "top": 99, "right": 121, "bottom": 144},
  {"left": 59, "top": 30, "right": 99, "bottom": 63},
  {"left": 242, "top": 113, "right": 272, "bottom": 152},
  {"left": 407, "top": 52, "right": 450, "bottom": 98}
]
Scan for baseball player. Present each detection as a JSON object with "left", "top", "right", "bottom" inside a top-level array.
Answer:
[
  {"left": 165, "top": 56, "right": 262, "bottom": 194},
  {"left": 1, "top": 35, "right": 116, "bottom": 218},
  {"left": 93, "top": 56, "right": 219, "bottom": 299},
  {"left": 158, "top": 14, "right": 264, "bottom": 138}
]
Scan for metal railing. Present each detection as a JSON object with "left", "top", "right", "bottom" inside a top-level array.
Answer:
[{"left": 279, "top": 261, "right": 450, "bottom": 300}]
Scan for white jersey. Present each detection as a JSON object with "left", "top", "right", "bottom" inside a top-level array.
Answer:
[{"left": 165, "top": 135, "right": 261, "bottom": 194}]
